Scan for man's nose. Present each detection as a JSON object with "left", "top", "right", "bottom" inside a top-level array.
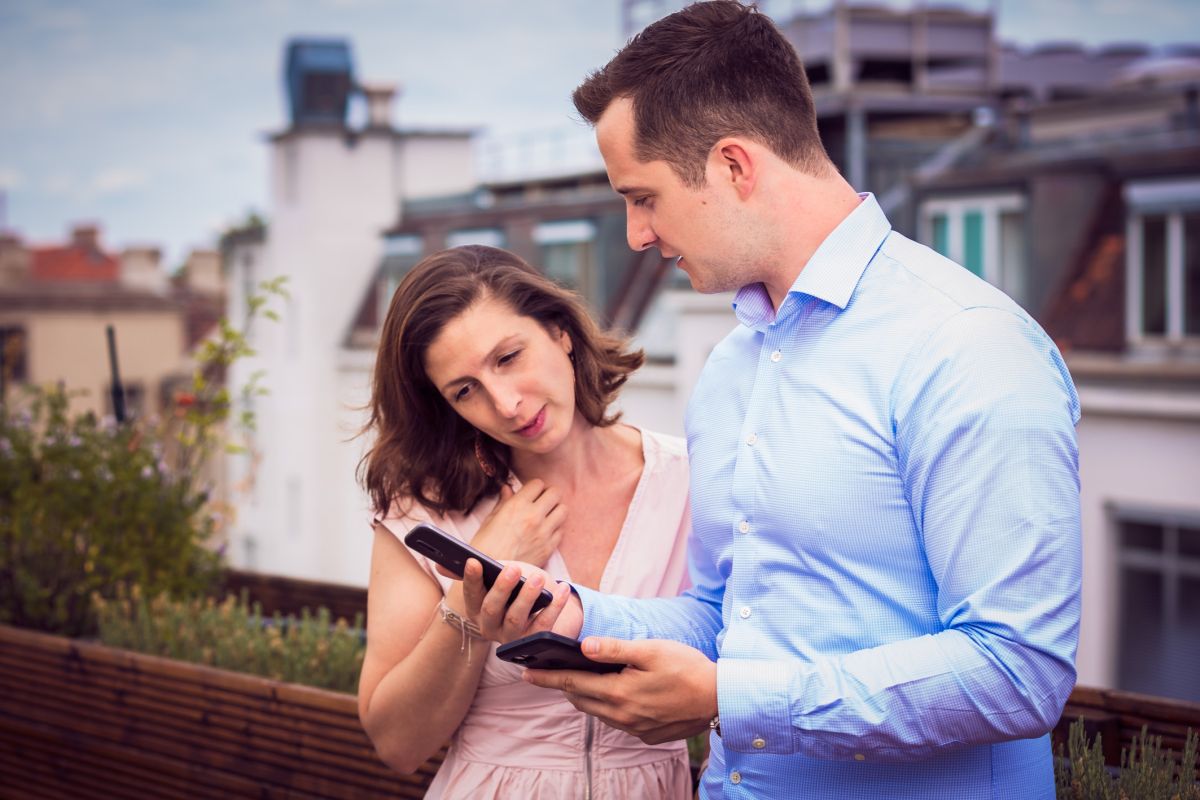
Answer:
[{"left": 626, "top": 208, "right": 656, "bottom": 252}]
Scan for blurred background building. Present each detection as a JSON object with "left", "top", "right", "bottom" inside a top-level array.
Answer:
[{"left": 2, "top": 0, "right": 1197, "bottom": 704}]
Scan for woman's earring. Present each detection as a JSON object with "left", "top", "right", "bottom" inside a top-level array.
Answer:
[{"left": 474, "top": 433, "right": 497, "bottom": 479}]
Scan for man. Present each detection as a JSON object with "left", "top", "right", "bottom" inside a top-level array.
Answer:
[{"left": 461, "top": 2, "right": 1081, "bottom": 797}]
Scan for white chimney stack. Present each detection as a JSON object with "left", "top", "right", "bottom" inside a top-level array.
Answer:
[{"left": 361, "top": 82, "right": 399, "bottom": 129}]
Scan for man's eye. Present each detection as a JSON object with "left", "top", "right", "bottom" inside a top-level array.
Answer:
[{"left": 633, "top": 196, "right": 651, "bottom": 208}]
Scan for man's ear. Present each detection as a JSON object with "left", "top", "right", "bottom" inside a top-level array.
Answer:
[{"left": 711, "top": 138, "right": 757, "bottom": 200}]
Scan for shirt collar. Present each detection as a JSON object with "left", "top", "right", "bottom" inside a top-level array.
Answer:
[{"left": 732, "top": 193, "right": 892, "bottom": 329}]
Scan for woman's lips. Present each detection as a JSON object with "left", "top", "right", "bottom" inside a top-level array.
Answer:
[{"left": 515, "top": 406, "right": 547, "bottom": 438}]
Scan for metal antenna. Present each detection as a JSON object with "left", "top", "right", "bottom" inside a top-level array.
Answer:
[{"left": 106, "top": 325, "right": 126, "bottom": 423}]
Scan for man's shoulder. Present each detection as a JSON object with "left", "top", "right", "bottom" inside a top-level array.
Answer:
[{"left": 875, "top": 232, "right": 1027, "bottom": 320}]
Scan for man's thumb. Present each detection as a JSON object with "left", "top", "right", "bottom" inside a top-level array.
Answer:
[{"left": 581, "top": 636, "right": 637, "bottom": 665}]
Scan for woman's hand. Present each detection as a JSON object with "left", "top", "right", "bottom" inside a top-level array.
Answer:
[
  {"left": 461, "top": 559, "right": 583, "bottom": 644},
  {"left": 472, "top": 479, "right": 566, "bottom": 567}
]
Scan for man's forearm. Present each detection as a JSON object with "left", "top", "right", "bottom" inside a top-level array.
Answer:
[{"left": 575, "top": 585, "right": 723, "bottom": 660}]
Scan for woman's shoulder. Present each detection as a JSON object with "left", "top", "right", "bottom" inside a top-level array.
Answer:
[
  {"left": 638, "top": 427, "right": 688, "bottom": 465},
  {"left": 373, "top": 495, "right": 493, "bottom": 543}
]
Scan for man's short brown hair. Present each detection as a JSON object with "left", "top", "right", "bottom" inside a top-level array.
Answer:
[{"left": 573, "top": 0, "right": 830, "bottom": 187}]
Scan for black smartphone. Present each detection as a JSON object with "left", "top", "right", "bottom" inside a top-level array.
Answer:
[
  {"left": 496, "top": 631, "right": 625, "bottom": 674},
  {"left": 404, "top": 522, "right": 554, "bottom": 614}
]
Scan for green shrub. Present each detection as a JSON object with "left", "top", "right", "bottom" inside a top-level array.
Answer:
[
  {"left": 0, "top": 387, "right": 221, "bottom": 637},
  {"left": 0, "top": 276, "right": 287, "bottom": 639},
  {"left": 1055, "top": 717, "right": 1199, "bottom": 800},
  {"left": 94, "top": 586, "right": 365, "bottom": 694}
]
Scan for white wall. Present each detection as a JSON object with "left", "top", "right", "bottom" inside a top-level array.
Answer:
[
  {"left": 226, "top": 125, "right": 481, "bottom": 587},
  {"left": 1073, "top": 387, "right": 1200, "bottom": 689},
  {"left": 618, "top": 289, "right": 737, "bottom": 438},
  {"left": 398, "top": 136, "right": 476, "bottom": 200}
]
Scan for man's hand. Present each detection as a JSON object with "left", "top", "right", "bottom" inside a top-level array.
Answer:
[{"left": 523, "top": 638, "right": 717, "bottom": 745}]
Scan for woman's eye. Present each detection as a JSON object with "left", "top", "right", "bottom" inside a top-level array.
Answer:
[
  {"left": 454, "top": 384, "right": 472, "bottom": 402},
  {"left": 498, "top": 349, "right": 521, "bottom": 366}
]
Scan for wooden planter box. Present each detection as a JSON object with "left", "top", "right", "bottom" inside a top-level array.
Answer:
[
  {"left": 0, "top": 623, "right": 443, "bottom": 799},
  {"left": 3, "top": 569, "right": 1197, "bottom": 796},
  {"left": 1054, "top": 684, "right": 1200, "bottom": 769}
]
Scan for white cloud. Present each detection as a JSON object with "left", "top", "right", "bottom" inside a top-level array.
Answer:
[
  {"left": 0, "top": 168, "right": 23, "bottom": 191},
  {"left": 44, "top": 172, "right": 78, "bottom": 198},
  {"left": 90, "top": 167, "right": 149, "bottom": 196}
]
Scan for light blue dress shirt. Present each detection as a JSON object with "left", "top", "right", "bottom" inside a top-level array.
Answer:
[{"left": 576, "top": 194, "right": 1081, "bottom": 799}]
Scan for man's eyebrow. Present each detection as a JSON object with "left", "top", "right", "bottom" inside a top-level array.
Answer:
[{"left": 613, "top": 185, "right": 643, "bottom": 196}]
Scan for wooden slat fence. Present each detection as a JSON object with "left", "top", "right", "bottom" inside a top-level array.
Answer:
[
  {"left": 0, "top": 624, "right": 442, "bottom": 799},
  {"left": 220, "top": 569, "right": 369, "bottom": 628},
  {"left": 3, "top": 568, "right": 1198, "bottom": 797},
  {"left": 1054, "top": 684, "right": 1200, "bottom": 770}
]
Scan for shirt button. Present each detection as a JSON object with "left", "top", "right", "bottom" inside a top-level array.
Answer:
[
  {"left": 740, "top": 606, "right": 752, "bottom": 619},
  {"left": 730, "top": 770, "right": 742, "bottom": 784},
  {"left": 746, "top": 433, "right": 757, "bottom": 446},
  {"left": 738, "top": 520, "right": 751, "bottom": 534},
  {"left": 854, "top": 753, "right": 866, "bottom": 761},
  {"left": 753, "top": 737, "right": 766, "bottom": 749},
  {"left": 770, "top": 350, "right": 782, "bottom": 362}
]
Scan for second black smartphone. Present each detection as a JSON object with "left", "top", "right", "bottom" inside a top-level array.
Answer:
[
  {"left": 496, "top": 631, "right": 625, "bottom": 674},
  {"left": 403, "top": 522, "right": 554, "bottom": 614}
]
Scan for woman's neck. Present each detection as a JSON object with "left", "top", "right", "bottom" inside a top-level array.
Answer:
[{"left": 510, "top": 415, "right": 639, "bottom": 494}]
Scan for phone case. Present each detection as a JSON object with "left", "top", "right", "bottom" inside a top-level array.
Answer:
[
  {"left": 404, "top": 523, "right": 553, "bottom": 613},
  {"left": 496, "top": 631, "right": 625, "bottom": 673}
]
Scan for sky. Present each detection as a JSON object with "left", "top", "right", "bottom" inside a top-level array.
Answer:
[{"left": 1, "top": 0, "right": 1198, "bottom": 267}]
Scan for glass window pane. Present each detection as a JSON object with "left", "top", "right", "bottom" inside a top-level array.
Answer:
[
  {"left": 540, "top": 241, "right": 590, "bottom": 293},
  {"left": 1121, "top": 519, "right": 1164, "bottom": 551},
  {"left": 963, "top": 210, "right": 984, "bottom": 277},
  {"left": 1179, "top": 526, "right": 1200, "bottom": 559},
  {"left": 446, "top": 228, "right": 505, "bottom": 248},
  {"left": 931, "top": 214, "right": 948, "bottom": 256},
  {"left": 999, "top": 210, "right": 1027, "bottom": 306},
  {"left": 1185, "top": 212, "right": 1200, "bottom": 336},
  {"left": 1117, "top": 567, "right": 1166, "bottom": 696},
  {"left": 1165, "top": 576, "right": 1200, "bottom": 702},
  {"left": 1142, "top": 214, "right": 1168, "bottom": 335}
]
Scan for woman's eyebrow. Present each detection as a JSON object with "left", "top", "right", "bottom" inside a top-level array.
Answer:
[{"left": 438, "top": 334, "right": 522, "bottom": 393}]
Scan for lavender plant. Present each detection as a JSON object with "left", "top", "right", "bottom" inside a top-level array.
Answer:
[{"left": 94, "top": 585, "right": 365, "bottom": 694}]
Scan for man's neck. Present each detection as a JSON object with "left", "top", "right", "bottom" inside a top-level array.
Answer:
[{"left": 761, "top": 174, "right": 863, "bottom": 311}]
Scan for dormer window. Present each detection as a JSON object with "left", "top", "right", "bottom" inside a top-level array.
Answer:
[{"left": 1124, "top": 178, "right": 1200, "bottom": 348}]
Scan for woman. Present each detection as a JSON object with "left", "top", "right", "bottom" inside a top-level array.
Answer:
[{"left": 357, "top": 245, "right": 694, "bottom": 799}]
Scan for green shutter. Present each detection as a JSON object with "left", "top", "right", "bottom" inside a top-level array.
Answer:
[
  {"left": 963, "top": 210, "right": 984, "bottom": 277},
  {"left": 931, "top": 214, "right": 949, "bottom": 256}
]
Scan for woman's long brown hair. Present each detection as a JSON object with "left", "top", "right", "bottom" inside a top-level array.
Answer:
[{"left": 359, "top": 245, "right": 645, "bottom": 518}]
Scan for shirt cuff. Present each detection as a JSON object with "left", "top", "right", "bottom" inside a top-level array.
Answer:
[
  {"left": 574, "top": 583, "right": 622, "bottom": 640},
  {"left": 717, "top": 657, "right": 795, "bottom": 756}
]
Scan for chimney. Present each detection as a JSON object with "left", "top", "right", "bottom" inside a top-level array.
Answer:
[
  {"left": 120, "top": 245, "right": 167, "bottom": 294},
  {"left": 0, "top": 233, "right": 31, "bottom": 288},
  {"left": 362, "top": 82, "right": 399, "bottom": 129},
  {"left": 179, "top": 249, "right": 224, "bottom": 296},
  {"left": 71, "top": 224, "right": 100, "bottom": 252}
]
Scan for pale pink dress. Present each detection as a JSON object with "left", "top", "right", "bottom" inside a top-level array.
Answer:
[{"left": 376, "top": 429, "right": 693, "bottom": 800}]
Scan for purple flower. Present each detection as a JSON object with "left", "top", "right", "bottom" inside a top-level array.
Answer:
[{"left": 141, "top": 465, "right": 154, "bottom": 479}]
